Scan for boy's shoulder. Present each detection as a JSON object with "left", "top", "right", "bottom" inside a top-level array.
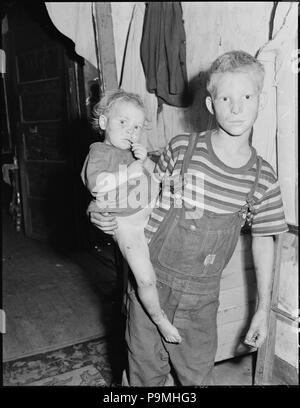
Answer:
[
  {"left": 168, "top": 131, "right": 208, "bottom": 149},
  {"left": 258, "top": 155, "right": 278, "bottom": 184}
]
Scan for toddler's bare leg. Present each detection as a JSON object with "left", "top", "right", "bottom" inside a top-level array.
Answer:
[{"left": 115, "top": 221, "right": 181, "bottom": 344}]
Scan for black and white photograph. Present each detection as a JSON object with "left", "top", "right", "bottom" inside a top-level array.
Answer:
[{"left": 1, "top": 1, "right": 298, "bottom": 393}]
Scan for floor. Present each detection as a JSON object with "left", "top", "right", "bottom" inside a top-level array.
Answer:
[
  {"left": 2, "top": 190, "right": 257, "bottom": 386},
  {"left": 2, "top": 206, "right": 123, "bottom": 361}
]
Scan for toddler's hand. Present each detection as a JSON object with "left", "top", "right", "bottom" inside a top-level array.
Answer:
[
  {"left": 131, "top": 143, "right": 147, "bottom": 162},
  {"left": 127, "top": 160, "right": 144, "bottom": 179}
]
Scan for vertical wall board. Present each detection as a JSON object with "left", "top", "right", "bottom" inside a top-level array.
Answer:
[
  {"left": 274, "top": 231, "right": 298, "bottom": 370},
  {"left": 216, "top": 232, "right": 257, "bottom": 361},
  {"left": 276, "top": 32, "right": 298, "bottom": 226},
  {"left": 275, "top": 318, "right": 298, "bottom": 369},
  {"left": 277, "top": 232, "right": 298, "bottom": 317},
  {"left": 94, "top": 2, "right": 118, "bottom": 92}
]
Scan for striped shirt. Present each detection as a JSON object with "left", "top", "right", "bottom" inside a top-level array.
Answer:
[{"left": 145, "top": 131, "right": 288, "bottom": 240}]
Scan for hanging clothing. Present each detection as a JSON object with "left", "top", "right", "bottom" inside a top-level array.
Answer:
[
  {"left": 153, "top": 2, "right": 274, "bottom": 148},
  {"left": 45, "top": 3, "right": 97, "bottom": 68},
  {"left": 111, "top": 2, "right": 135, "bottom": 84},
  {"left": 140, "top": 2, "right": 189, "bottom": 108},
  {"left": 120, "top": 3, "right": 161, "bottom": 152},
  {"left": 254, "top": 2, "right": 298, "bottom": 224}
]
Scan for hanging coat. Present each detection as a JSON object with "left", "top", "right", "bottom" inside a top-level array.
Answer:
[{"left": 140, "top": 2, "right": 189, "bottom": 108}]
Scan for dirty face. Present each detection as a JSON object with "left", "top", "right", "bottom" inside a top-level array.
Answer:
[
  {"left": 100, "top": 101, "right": 145, "bottom": 150},
  {"left": 206, "top": 71, "right": 264, "bottom": 138}
]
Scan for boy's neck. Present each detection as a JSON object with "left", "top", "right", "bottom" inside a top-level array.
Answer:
[
  {"left": 210, "top": 128, "right": 253, "bottom": 168},
  {"left": 212, "top": 127, "right": 251, "bottom": 153}
]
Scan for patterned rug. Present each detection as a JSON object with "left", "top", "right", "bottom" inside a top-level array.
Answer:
[{"left": 3, "top": 337, "right": 118, "bottom": 386}]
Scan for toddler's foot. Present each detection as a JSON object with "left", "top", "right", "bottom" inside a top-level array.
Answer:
[{"left": 156, "top": 311, "right": 182, "bottom": 344}]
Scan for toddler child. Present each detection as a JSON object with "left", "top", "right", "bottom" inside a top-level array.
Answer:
[{"left": 81, "top": 89, "right": 182, "bottom": 344}]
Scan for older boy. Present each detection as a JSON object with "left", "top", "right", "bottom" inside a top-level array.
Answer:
[{"left": 90, "top": 50, "right": 288, "bottom": 386}]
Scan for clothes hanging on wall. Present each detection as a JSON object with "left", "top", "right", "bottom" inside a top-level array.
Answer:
[
  {"left": 138, "top": 2, "right": 274, "bottom": 149},
  {"left": 252, "top": 53, "right": 277, "bottom": 171},
  {"left": 140, "top": 2, "right": 189, "bottom": 109},
  {"left": 119, "top": 2, "right": 191, "bottom": 151},
  {"left": 254, "top": 2, "right": 298, "bottom": 224},
  {"left": 180, "top": 1, "right": 274, "bottom": 138},
  {"left": 110, "top": 2, "right": 135, "bottom": 84},
  {"left": 182, "top": 2, "right": 273, "bottom": 80},
  {"left": 45, "top": 2, "right": 97, "bottom": 68},
  {"left": 253, "top": 3, "right": 297, "bottom": 171},
  {"left": 120, "top": 3, "right": 161, "bottom": 152}
]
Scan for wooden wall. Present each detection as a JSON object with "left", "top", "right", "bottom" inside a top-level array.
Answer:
[
  {"left": 216, "top": 233, "right": 256, "bottom": 361},
  {"left": 274, "top": 230, "right": 298, "bottom": 382}
]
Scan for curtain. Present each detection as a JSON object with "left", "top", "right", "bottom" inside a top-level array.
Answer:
[
  {"left": 45, "top": 2, "right": 97, "bottom": 68},
  {"left": 255, "top": 2, "right": 298, "bottom": 224}
]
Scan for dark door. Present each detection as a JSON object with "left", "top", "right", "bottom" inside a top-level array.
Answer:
[{"left": 7, "top": 3, "right": 87, "bottom": 248}]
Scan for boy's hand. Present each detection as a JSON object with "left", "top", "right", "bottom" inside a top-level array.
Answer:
[
  {"left": 131, "top": 142, "right": 147, "bottom": 162},
  {"left": 244, "top": 308, "right": 268, "bottom": 349},
  {"left": 89, "top": 211, "right": 118, "bottom": 235}
]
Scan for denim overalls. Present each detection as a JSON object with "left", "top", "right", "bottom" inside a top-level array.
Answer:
[{"left": 125, "top": 133, "right": 262, "bottom": 386}]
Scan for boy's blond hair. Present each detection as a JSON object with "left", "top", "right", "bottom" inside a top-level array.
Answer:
[
  {"left": 92, "top": 89, "right": 146, "bottom": 133},
  {"left": 207, "top": 50, "right": 265, "bottom": 98}
]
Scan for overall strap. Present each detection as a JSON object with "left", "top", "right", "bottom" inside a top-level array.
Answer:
[
  {"left": 181, "top": 133, "right": 198, "bottom": 175},
  {"left": 241, "top": 155, "right": 263, "bottom": 226},
  {"left": 169, "top": 133, "right": 198, "bottom": 210},
  {"left": 247, "top": 155, "right": 263, "bottom": 204}
]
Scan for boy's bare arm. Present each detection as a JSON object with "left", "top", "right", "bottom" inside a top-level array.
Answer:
[{"left": 245, "top": 235, "right": 274, "bottom": 348}]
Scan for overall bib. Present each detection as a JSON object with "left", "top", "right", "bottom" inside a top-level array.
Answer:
[{"left": 125, "top": 133, "right": 262, "bottom": 386}]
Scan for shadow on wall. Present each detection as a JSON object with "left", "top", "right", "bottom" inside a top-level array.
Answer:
[{"left": 171, "top": 70, "right": 217, "bottom": 135}]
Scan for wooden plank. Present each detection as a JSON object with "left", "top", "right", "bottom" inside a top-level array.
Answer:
[
  {"left": 254, "top": 234, "right": 284, "bottom": 385},
  {"left": 272, "top": 355, "right": 298, "bottom": 385},
  {"left": 216, "top": 342, "right": 253, "bottom": 362},
  {"left": 94, "top": 2, "right": 118, "bottom": 92},
  {"left": 217, "top": 319, "right": 250, "bottom": 345},
  {"left": 216, "top": 319, "right": 255, "bottom": 361},
  {"left": 219, "top": 284, "right": 257, "bottom": 309},
  {"left": 275, "top": 318, "right": 298, "bottom": 368},
  {"left": 217, "top": 301, "right": 256, "bottom": 326},
  {"left": 223, "top": 247, "right": 253, "bottom": 273},
  {"left": 221, "top": 266, "right": 255, "bottom": 291}
]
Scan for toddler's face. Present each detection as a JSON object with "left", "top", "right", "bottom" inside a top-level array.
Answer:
[
  {"left": 207, "top": 71, "right": 263, "bottom": 138},
  {"left": 101, "top": 101, "right": 145, "bottom": 149}
]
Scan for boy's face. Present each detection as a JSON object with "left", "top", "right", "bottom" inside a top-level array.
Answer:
[
  {"left": 206, "top": 71, "right": 264, "bottom": 138},
  {"left": 100, "top": 100, "right": 145, "bottom": 149}
]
